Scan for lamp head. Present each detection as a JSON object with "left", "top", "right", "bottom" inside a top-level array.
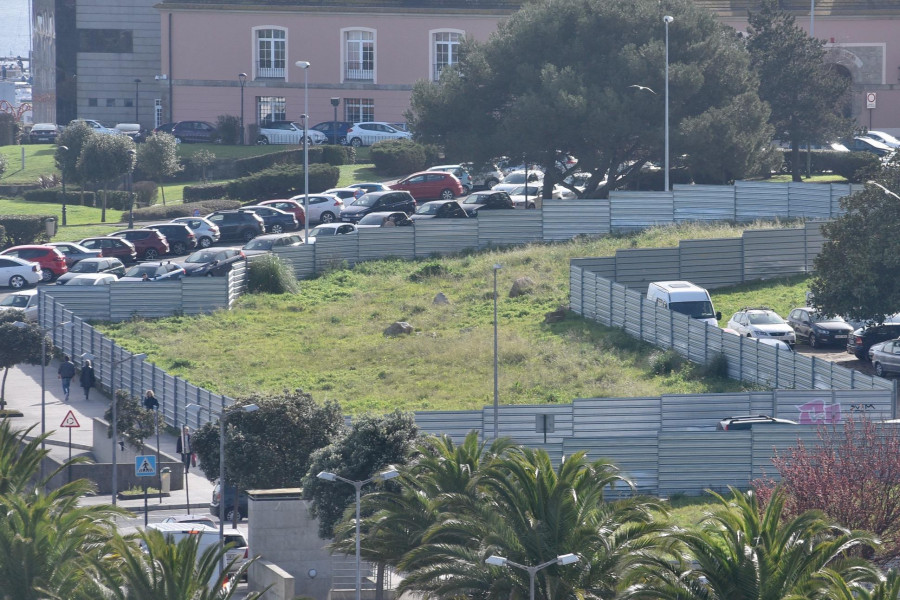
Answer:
[
  {"left": 374, "top": 468, "right": 399, "bottom": 482},
  {"left": 485, "top": 555, "right": 507, "bottom": 567},
  {"left": 331, "top": 97, "right": 340, "bottom": 107},
  {"left": 317, "top": 471, "right": 337, "bottom": 481},
  {"left": 663, "top": 15, "right": 674, "bottom": 23},
  {"left": 238, "top": 73, "right": 247, "bottom": 84},
  {"left": 557, "top": 553, "right": 579, "bottom": 566},
  {"left": 295, "top": 61, "right": 311, "bottom": 69},
  {"left": 134, "top": 78, "right": 141, "bottom": 84}
]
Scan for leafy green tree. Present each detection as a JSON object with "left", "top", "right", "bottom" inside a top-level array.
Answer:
[
  {"left": 810, "top": 161, "right": 900, "bottom": 322},
  {"left": 0, "top": 316, "right": 48, "bottom": 409},
  {"left": 408, "top": 0, "right": 774, "bottom": 197},
  {"left": 137, "top": 133, "right": 182, "bottom": 205},
  {"left": 621, "top": 488, "right": 876, "bottom": 600},
  {"left": 77, "top": 134, "right": 136, "bottom": 222},
  {"left": 746, "top": 0, "right": 852, "bottom": 182},
  {"left": 190, "top": 149, "right": 217, "bottom": 183},
  {"left": 103, "top": 389, "right": 157, "bottom": 451},
  {"left": 55, "top": 121, "right": 94, "bottom": 194}
]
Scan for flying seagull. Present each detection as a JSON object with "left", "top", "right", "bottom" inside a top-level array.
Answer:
[{"left": 629, "top": 84, "right": 657, "bottom": 94}]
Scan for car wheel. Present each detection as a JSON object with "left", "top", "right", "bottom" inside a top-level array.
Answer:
[
  {"left": 199, "top": 236, "right": 213, "bottom": 249},
  {"left": 144, "top": 248, "right": 160, "bottom": 260},
  {"left": 440, "top": 188, "right": 455, "bottom": 200},
  {"left": 462, "top": 185, "right": 472, "bottom": 195},
  {"left": 41, "top": 269, "right": 53, "bottom": 282},
  {"left": 809, "top": 333, "right": 818, "bottom": 348},
  {"left": 339, "top": 136, "right": 348, "bottom": 145},
  {"left": 270, "top": 224, "right": 284, "bottom": 234},
  {"left": 320, "top": 211, "right": 335, "bottom": 223},
  {"left": 526, "top": 202, "right": 536, "bottom": 209},
  {"left": 485, "top": 178, "right": 499, "bottom": 188},
  {"left": 9, "top": 275, "right": 26, "bottom": 289},
  {"left": 256, "top": 136, "right": 269, "bottom": 145},
  {"left": 875, "top": 362, "right": 886, "bottom": 377},
  {"left": 350, "top": 137, "right": 363, "bottom": 148},
  {"left": 225, "top": 508, "right": 242, "bottom": 522},
  {"left": 173, "top": 242, "right": 187, "bottom": 255},
  {"left": 242, "top": 230, "right": 256, "bottom": 242}
]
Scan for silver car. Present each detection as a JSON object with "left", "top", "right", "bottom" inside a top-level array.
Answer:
[
  {"left": 726, "top": 308, "right": 796, "bottom": 347},
  {"left": 171, "top": 217, "right": 221, "bottom": 249},
  {"left": 869, "top": 339, "right": 900, "bottom": 378}
]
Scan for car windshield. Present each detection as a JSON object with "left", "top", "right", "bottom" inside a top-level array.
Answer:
[
  {"left": 510, "top": 185, "right": 540, "bottom": 196},
  {"left": 505, "top": 172, "right": 540, "bottom": 184},
  {"left": 463, "top": 194, "right": 488, "bottom": 205},
  {"left": 749, "top": 312, "right": 785, "bottom": 325},
  {"left": 71, "top": 261, "right": 99, "bottom": 273},
  {"left": 670, "top": 301, "right": 716, "bottom": 320},
  {"left": 309, "top": 226, "right": 336, "bottom": 237},
  {"left": 186, "top": 250, "right": 225, "bottom": 263},
  {"left": 358, "top": 214, "right": 389, "bottom": 225},
  {"left": 416, "top": 204, "right": 441, "bottom": 215},
  {"left": 352, "top": 194, "right": 380, "bottom": 207},
  {"left": 811, "top": 314, "right": 847, "bottom": 324},
  {"left": 124, "top": 266, "right": 161, "bottom": 278},
  {"left": 244, "top": 239, "right": 274, "bottom": 250},
  {"left": 69, "top": 277, "right": 105, "bottom": 286},
  {"left": 0, "top": 295, "right": 28, "bottom": 308}
]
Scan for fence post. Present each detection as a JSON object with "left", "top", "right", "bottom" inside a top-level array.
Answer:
[
  {"left": 811, "top": 357, "right": 816, "bottom": 391},
  {"left": 173, "top": 376, "right": 180, "bottom": 429}
]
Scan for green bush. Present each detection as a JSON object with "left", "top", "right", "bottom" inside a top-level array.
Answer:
[
  {"left": 133, "top": 181, "right": 159, "bottom": 207},
  {"left": 699, "top": 352, "right": 730, "bottom": 379},
  {"left": 247, "top": 254, "right": 299, "bottom": 294},
  {"left": 23, "top": 188, "right": 84, "bottom": 204},
  {"left": 780, "top": 149, "right": 880, "bottom": 182},
  {"left": 125, "top": 199, "right": 241, "bottom": 222},
  {"left": 183, "top": 183, "right": 229, "bottom": 202},
  {"left": 232, "top": 147, "right": 328, "bottom": 177},
  {"left": 649, "top": 349, "right": 687, "bottom": 375},
  {"left": 321, "top": 145, "right": 349, "bottom": 166},
  {"left": 225, "top": 163, "right": 339, "bottom": 201},
  {"left": 370, "top": 139, "right": 427, "bottom": 176},
  {"left": 0, "top": 215, "right": 52, "bottom": 246},
  {"left": 216, "top": 115, "right": 240, "bottom": 145},
  {"left": 0, "top": 224, "right": 5, "bottom": 247},
  {"left": 0, "top": 114, "right": 19, "bottom": 147}
]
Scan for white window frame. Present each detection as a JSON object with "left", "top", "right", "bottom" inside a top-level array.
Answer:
[
  {"left": 253, "top": 26, "right": 287, "bottom": 79},
  {"left": 257, "top": 96, "right": 287, "bottom": 124},
  {"left": 344, "top": 98, "right": 375, "bottom": 123},
  {"left": 429, "top": 29, "right": 464, "bottom": 81},
  {"left": 341, "top": 27, "right": 376, "bottom": 83}
]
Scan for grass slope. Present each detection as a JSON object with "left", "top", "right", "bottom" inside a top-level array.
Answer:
[{"left": 96, "top": 221, "right": 801, "bottom": 414}]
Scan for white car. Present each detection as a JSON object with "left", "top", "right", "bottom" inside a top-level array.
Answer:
[
  {"left": 70, "top": 119, "right": 123, "bottom": 136},
  {"left": 305, "top": 223, "right": 358, "bottom": 244},
  {"left": 256, "top": 120, "right": 327, "bottom": 146},
  {"left": 492, "top": 170, "right": 544, "bottom": 194},
  {"left": 62, "top": 273, "right": 118, "bottom": 286},
  {"left": 727, "top": 308, "right": 796, "bottom": 347},
  {"left": 462, "top": 162, "right": 504, "bottom": 190},
  {"left": 0, "top": 255, "right": 42, "bottom": 289},
  {"left": 171, "top": 217, "right": 221, "bottom": 249},
  {"left": 345, "top": 122, "right": 411, "bottom": 147},
  {"left": 0, "top": 289, "right": 39, "bottom": 320},
  {"left": 865, "top": 130, "right": 900, "bottom": 148},
  {"left": 289, "top": 193, "right": 345, "bottom": 224}
]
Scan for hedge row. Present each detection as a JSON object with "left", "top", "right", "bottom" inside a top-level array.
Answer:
[
  {"left": 232, "top": 145, "right": 351, "bottom": 177},
  {"left": 0, "top": 215, "right": 52, "bottom": 247},
  {"left": 780, "top": 149, "right": 881, "bottom": 182},
  {"left": 23, "top": 182, "right": 159, "bottom": 208},
  {"left": 182, "top": 184, "right": 228, "bottom": 202},
  {"left": 125, "top": 199, "right": 242, "bottom": 222},
  {"left": 370, "top": 139, "right": 427, "bottom": 176},
  {"left": 183, "top": 163, "right": 340, "bottom": 202}
]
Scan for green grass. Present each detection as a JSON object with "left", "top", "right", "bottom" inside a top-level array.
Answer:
[
  {"left": 1, "top": 144, "right": 58, "bottom": 184},
  {"left": 711, "top": 274, "right": 812, "bottom": 327},
  {"left": 766, "top": 174, "right": 847, "bottom": 183},
  {"left": 94, "top": 221, "right": 797, "bottom": 414},
  {"left": 664, "top": 493, "right": 722, "bottom": 528}
]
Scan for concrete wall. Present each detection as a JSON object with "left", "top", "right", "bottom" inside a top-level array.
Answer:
[{"left": 253, "top": 560, "right": 295, "bottom": 600}]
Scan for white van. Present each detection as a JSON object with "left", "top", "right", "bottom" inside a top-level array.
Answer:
[
  {"left": 646, "top": 281, "right": 721, "bottom": 326},
  {"left": 146, "top": 523, "right": 248, "bottom": 589}
]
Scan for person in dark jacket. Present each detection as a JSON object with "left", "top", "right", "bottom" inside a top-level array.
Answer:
[
  {"left": 57, "top": 355, "right": 76, "bottom": 402},
  {"left": 79, "top": 360, "right": 96, "bottom": 400},
  {"left": 143, "top": 389, "right": 159, "bottom": 411}
]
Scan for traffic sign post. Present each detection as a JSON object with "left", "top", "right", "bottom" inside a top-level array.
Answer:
[
  {"left": 866, "top": 92, "right": 876, "bottom": 129},
  {"left": 136, "top": 455, "right": 157, "bottom": 526},
  {"left": 59, "top": 411, "right": 80, "bottom": 482}
]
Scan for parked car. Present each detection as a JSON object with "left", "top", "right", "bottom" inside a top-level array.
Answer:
[
  {"left": 427, "top": 165, "right": 473, "bottom": 194},
  {"left": 787, "top": 307, "right": 854, "bottom": 348},
  {"left": 147, "top": 223, "right": 198, "bottom": 255},
  {"left": 109, "top": 229, "right": 170, "bottom": 260},
  {"left": 0, "top": 256, "right": 41, "bottom": 289},
  {"left": 69, "top": 119, "right": 122, "bottom": 136},
  {"left": 462, "top": 162, "right": 504, "bottom": 190},
  {"left": 305, "top": 223, "right": 358, "bottom": 244},
  {"left": 493, "top": 170, "right": 544, "bottom": 195},
  {"left": 391, "top": 171, "right": 464, "bottom": 201},
  {"left": 410, "top": 200, "right": 469, "bottom": 221},
  {"left": 868, "top": 339, "right": 900, "bottom": 377},
  {"left": 256, "top": 120, "right": 327, "bottom": 145},
  {"left": 310, "top": 120, "right": 352, "bottom": 145},
  {"left": 28, "top": 123, "right": 59, "bottom": 143},
  {"left": 255, "top": 199, "right": 307, "bottom": 227},
  {"left": 242, "top": 233, "right": 304, "bottom": 256},
  {"left": 206, "top": 210, "right": 265, "bottom": 242},
  {"left": 152, "top": 122, "right": 176, "bottom": 135},
  {"left": 0, "top": 245, "right": 68, "bottom": 282},
  {"left": 324, "top": 187, "right": 361, "bottom": 202},
  {"left": 347, "top": 182, "right": 390, "bottom": 199},
  {"left": 236, "top": 206, "right": 298, "bottom": 233},
  {"left": 178, "top": 247, "right": 245, "bottom": 277},
  {"left": 864, "top": 130, "right": 900, "bottom": 149},
  {"left": 77, "top": 236, "right": 138, "bottom": 263},
  {"left": 356, "top": 211, "right": 414, "bottom": 228},
  {"left": 716, "top": 415, "right": 798, "bottom": 431},
  {"left": 848, "top": 136, "right": 894, "bottom": 157},
  {"left": 345, "top": 121, "right": 411, "bottom": 147},
  {"left": 847, "top": 322, "right": 900, "bottom": 360},
  {"left": 62, "top": 273, "right": 118, "bottom": 286},
  {"left": 55, "top": 257, "right": 126, "bottom": 284},
  {"left": 287, "top": 194, "right": 343, "bottom": 224},
  {"left": 161, "top": 514, "right": 218, "bottom": 529},
  {"left": 166, "top": 120, "right": 219, "bottom": 144},
  {"left": 507, "top": 184, "right": 543, "bottom": 209},
  {"left": 114, "top": 123, "right": 144, "bottom": 142},
  {"left": 170, "top": 216, "right": 221, "bottom": 249},
  {"left": 211, "top": 480, "right": 249, "bottom": 521},
  {"left": 460, "top": 190, "right": 515, "bottom": 216},
  {"left": 0, "top": 289, "right": 39, "bottom": 319},
  {"left": 727, "top": 308, "right": 796, "bottom": 347},
  {"left": 339, "top": 191, "right": 417, "bottom": 223},
  {"left": 46, "top": 242, "right": 102, "bottom": 266},
  {"left": 119, "top": 261, "right": 186, "bottom": 282}
]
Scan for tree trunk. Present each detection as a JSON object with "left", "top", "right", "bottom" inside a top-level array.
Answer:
[
  {"left": 790, "top": 140, "right": 802, "bottom": 182},
  {"left": 375, "top": 561, "right": 385, "bottom": 600},
  {"left": 159, "top": 178, "right": 167, "bottom": 205},
  {"left": 232, "top": 487, "right": 240, "bottom": 528},
  {"left": 101, "top": 185, "right": 108, "bottom": 222}
]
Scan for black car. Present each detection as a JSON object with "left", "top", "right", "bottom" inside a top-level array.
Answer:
[
  {"left": 847, "top": 322, "right": 900, "bottom": 360},
  {"left": 717, "top": 415, "right": 798, "bottom": 431},
  {"left": 206, "top": 210, "right": 265, "bottom": 242},
  {"left": 211, "top": 480, "right": 249, "bottom": 521},
  {"left": 339, "top": 190, "right": 417, "bottom": 223},
  {"left": 410, "top": 200, "right": 469, "bottom": 221},
  {"left": 178, "top": 247, "right": 245, "bottom": 277},
  {"left": 236, "top": 206, "right": 298, "bottom": 233},
  {"left": 460, "top": 190, "right": 515, "bottom": 216},
  {"left": 147, "top": 223, "right": 198, "bottom": 255},
  {"left": 168, "top": 120, "right": 219, "bottom": 144},
  {"left": 311, "top": 120, "right": 352, "bottom": 145},
  {"left": 787, "top": 307, "right": 854, "bottom": 348}
]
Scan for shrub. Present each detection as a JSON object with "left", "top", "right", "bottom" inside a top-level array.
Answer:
[
  {"left": 216, "top": 114, "right": 241, "bottom": 145},
  {"left": 780, "top": 149, "right": 880, "bottom": 182},
  {"left": 183, "top": 183, "right": 229, "bottom": 202},
  {"left": 232, "top": 147, "right": 327, "bottom": 177},
  {"left": 370, "top": 139, "right": 427, "bottom": 176},
  {"left": 225, "top": 163, "right": 339, "bottom": 200},
  {"left": 0, "top": 152, "right": 6, "bottom": 179},
  {"left": 0, "top": 114, "right": 18, "bottom": 147},
  {"left": 698, "top": 352, "right": 729, "bottom": 379},
  {"left": 0, "top": 224, "right": 5, "bottom": 247},
  {"left": 0, "top": 215, "right": 53, "bottom": 246},
  {"left": 125, "top": 199, "right": 241, "bottom": 221},
  {"left": 247, "top": 254, "right": 299, "bottom": 294},
  {"left": 133, "top": 181, "right": 159, "bottom": 207},
  {"left": 321, "top": 145, "right": 349, "bottom": 166},
  {"left": 23, "top": 188, "right": 82, "bottom": 204},
  {"left": 649, "top": 349, "right": 686, "bottom": 375}
]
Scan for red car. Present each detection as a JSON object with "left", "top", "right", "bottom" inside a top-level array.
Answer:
[
  {"left": 255, "top": 199, "right": 306, "bottom": 227},
  {"left": 0, "top": 245, "right": 68, "bottom": 282},
  {"left": 78, "top": 237, "right": 138, "bottom": 264},
  {"left": 109, "top": 229, "right": 170, "bottom": 260},
  {"left": 390, "top": 171, "right": 464, "bottom": 201}
]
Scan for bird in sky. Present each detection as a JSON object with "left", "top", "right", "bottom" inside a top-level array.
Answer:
[{"left": 629, "top": 84, "right": 657, "bottom": 94}]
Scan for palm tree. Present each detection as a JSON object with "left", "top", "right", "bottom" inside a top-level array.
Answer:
[{"left": 622, "top": 487, "right": 878, "bottom": 600}]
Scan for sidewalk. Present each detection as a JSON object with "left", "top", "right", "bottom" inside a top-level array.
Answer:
[{"left": 5, "top": 360, "right": 215, "bottom": 513}]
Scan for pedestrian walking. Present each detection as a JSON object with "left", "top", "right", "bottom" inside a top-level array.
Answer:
[
  {"left": 79, "top": 359, "right": 96, "bottom": 400},
  {"left": 143, "top": 389, "right": 159, "bottom": 411},
  {"left": 175, "top": 425, "right": 192, "bottom": 473},
  {"left": 57, "top": 355, "right": 76, "bottom": 402}
]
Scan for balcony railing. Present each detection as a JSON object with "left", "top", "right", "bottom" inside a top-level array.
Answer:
[
  {"left": 344, "top": 65, "right": 374, "bottom": 81},
  {"left": 256, "top": 66, "right": 285, "bottom": 79}
]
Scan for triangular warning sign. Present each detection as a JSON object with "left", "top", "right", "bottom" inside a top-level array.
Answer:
[
  {"left": 137, "top": 458, "right": 155, "bottom": 474},
  {"left": 59, "top": 411, "right": 80, "bottom": 428}
]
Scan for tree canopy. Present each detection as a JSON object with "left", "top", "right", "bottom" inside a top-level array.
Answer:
[
  {"left": 0, "top": 316, "right": 47, "bottom": 409},
  {"left": 137, "top": 132, "right": 182, "bottom": 205},
  {"left": 77, "top": 133, "right": 136, "bottom": 222},
  {"left": 407, "top": 0, "right": 776, "bottom": 197}
]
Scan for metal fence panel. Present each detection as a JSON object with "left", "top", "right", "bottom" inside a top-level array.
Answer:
[
  {"left": 477, "top": 211, "right": 543, "bottom": 247},
  {"left": 414, "top": 221, "right": 479, "bottom": 256},
  {"left": 110, "top": 282, "right": 184, "bottom": 320},
  {"left": 774, "top": 389, "right": 894, "bottom": 423},
  {"left": 659, "top": 432, "right": 752, "bottom": 495},
  {"left": 315, "top": 236, "right": 360, "bottom": 271},
  {"left": 412, "top": 410, "right": 484, "bottom": 442},
  {"left": 182, "top": 278, "right": 229, "bottom": 314},
  {"left": 623, "top": 288, "right": 643, "bottom": 338},
  {"left": 743, "top": 228, "right": 807, "bottom": 280},
  {"left": 661, "top": 393, "right": 753, "bottom": 430},
  {"left": 804, "top": 221, "right": 829, "bottom": 271},
  {"left": 788, "top": 182, "right": 832, "bottom": 219},
  {"left": 358, "top": 229, "right": 416, "bottom": 262},
  {"left": 673, "top": 184, "right": 735, "bottom": 222},
  {"left": 735, "top": 181, "right": 789, "bottom": 220},
  {"left": 610, "top": 283, "right": 628, "bottom": 328},
  {"left": 751, "top": 428, "right": 823, "bottom": 482},
  {"left": 679, "top": 237, "right": 744, "bottom": 289},
  {"left": 482, "top": 404, "right": 574, "bottom": 445},
  {"left": 610, "top": 191, "right": 674, "bottom": 230},
  {"left": 830, "top": 183, "right": 854, "bottom": 216},
  {"left": 594, "top": 275, "right": 612, "bottom": 325},
  {"left": 542, "top": 200, "right": 609, "bottom": 241},
  {"left": 43, "top": 287, "right": 111, "bottom": 320},
  {"left": 614, "top": 248, "right": 681, "bottom": 289},
  {"left": 572, "top": 397, "right": 663, "bottom": 437},
  {"left": 272, "top": 245, "right": 317, "bottom": 279},
  {"left": 564, "top": 435, "right": 659, "bottom": 494}
]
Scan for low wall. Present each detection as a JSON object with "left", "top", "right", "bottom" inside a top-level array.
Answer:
[{"left": 252, "top": 560, "right": 295, "bottom": 600}]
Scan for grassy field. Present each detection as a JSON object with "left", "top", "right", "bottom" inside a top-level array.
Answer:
[
  {"left": 93, "top": 221, "right": 806, "bottom": 414},
  {"left": 711, "top": 274, "right": 812, "bottom": 327}
]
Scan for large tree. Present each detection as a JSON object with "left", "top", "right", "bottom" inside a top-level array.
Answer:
[
  {"left": 137, "top": 132, "right": 182, "bottom": 205},
  {"left": 407, "top": 0, "right": 775, "bottom": 198},
  {"left": 745, "top": 0, "right": 853, "bottom": 182},
  {"left": 77, "top": 133, "right": 136, "bottom": 222}
]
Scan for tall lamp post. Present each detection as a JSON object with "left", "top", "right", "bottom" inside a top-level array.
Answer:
[
  {"left": 486, "top": 553, "right": 579, "bottom": 600},
  {"left": 126, "top": 148, "right": 136, "bottom": 229},
  {"left": 238, "top": 73, "right": 247, "bottom": 145},
  {"left": 317, "top": 467, "right": 400, "bottom": 600},
  {"left": 187, "top": 402, "right": 259, "bottom": 575},
  {"left": 133, "top": 78, "right": 141, "bottom": 123},
  {"left": 58, "top": 145, "right": 68, "bottom": 226},
  {"left": 295, "top": 61, "right": 311, "bottom": 240},
  {"left": 110, "top": 352, "right": 147, "bottom": 505},
  {"left": 330, "top": 97, "right": 341, "bottom": 144},
  {"left": 663, "top": 15, "right": 673, "bottom": 192},
  {"left": 492, "top": 263, "right": 502, "bottom": 440}
]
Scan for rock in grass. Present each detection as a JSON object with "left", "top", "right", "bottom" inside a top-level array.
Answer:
[
  {"left": 433, "top": 292, "right": 450, "bottom": 305},
  {"left": 384, "top": 322, "right": 414, "bottom": 336},
  {"left": 509, "top": 276, "right": 535, "bottom": 298}
]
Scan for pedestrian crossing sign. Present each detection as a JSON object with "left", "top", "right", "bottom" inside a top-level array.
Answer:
[{"left": 135, "top": 455, "right": 157, "bottom": 477}]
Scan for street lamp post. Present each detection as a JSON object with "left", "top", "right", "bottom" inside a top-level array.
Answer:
[
  {"left": 664, "top": 15, "right": 673, "bottom": 192},
  {"left": 110, "top": 352, "right": 147, "bottom": 505},
  {"left": 331, "top": 97, "right": 341, "bottom": 145},
  {"left": 238, "top": 73, "right": 247, "bottom": 145},
  {"left": 126, "top": 148, "right": 136, "bottom": 229},
  {"left": 295, "top": 61, "right": 311, "bottom": 240},
  {"left": 317, "top": 468, "right": 400, "bottom": 600},
  {"left": 493, "top": 264, "right": 502, "bottom": 440},
  {"left": 485, "top": 553, "right": 579, "bottom": 600},
  {"left": 58, "top": 145, "right": 68, "bottom": 226},
  {"left": 867, "top": 180, "right": 900, "bottom": 201},
  {"left": 134, "top": 78, "right": 141, "bottom": 123}
]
